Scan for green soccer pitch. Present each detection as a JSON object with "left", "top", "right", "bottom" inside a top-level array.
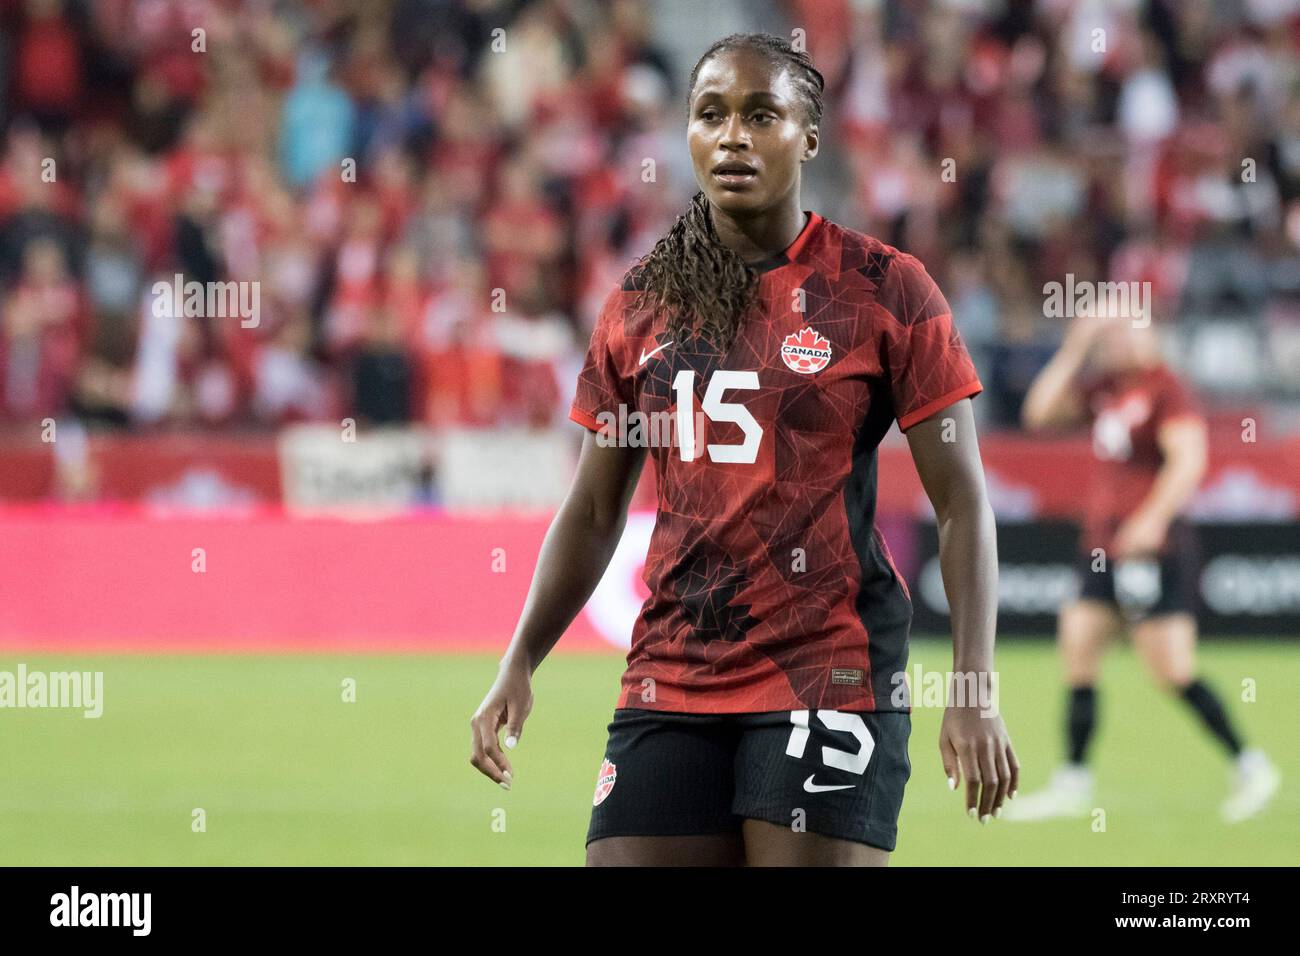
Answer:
[{"left": 1, "top": 640, "right": 1294, "bottom": 865}]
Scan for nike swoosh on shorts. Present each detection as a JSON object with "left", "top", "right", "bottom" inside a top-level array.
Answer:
[{"left": 803, "top": 774, "right": 855, "bottom": 794}]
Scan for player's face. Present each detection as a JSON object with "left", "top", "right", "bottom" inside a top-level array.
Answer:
[
  {"left": 1093, "top": 317, "right": 1157, "bottom": 373},
  {"left": 687, "top": 48, "right": 817, "bottom": 218}
]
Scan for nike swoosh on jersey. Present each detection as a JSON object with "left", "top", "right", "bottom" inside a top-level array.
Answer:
[
  {"left": 638, "top": 341, "right": 672, "bottom": 365},
  {"left": 803, "top": 774, "right": 855, "bottom": 794}
]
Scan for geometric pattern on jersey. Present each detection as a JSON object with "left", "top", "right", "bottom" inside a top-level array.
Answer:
[{"left": 571, "top": 211, "right": 982, "bottom": 714}]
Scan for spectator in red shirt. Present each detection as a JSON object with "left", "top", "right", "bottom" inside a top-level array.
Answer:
[
  {"left": 13, "top": 0, "right": 83, "bottom": 133},
  {"left": 1, "top": 237, "right": 85, "bottom": 419}
]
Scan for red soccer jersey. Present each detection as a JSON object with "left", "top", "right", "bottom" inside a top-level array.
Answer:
[
  {"left": 1081, "top": 363, "right": 1203, "bottom": 555},
  {"left": 570, "top": 212, "right": 982, "bottom": 713}
]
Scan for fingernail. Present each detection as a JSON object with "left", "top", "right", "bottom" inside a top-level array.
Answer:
[
  {"left": 502, "top": 770, "right": 513, "bottom": 782},
  {"left": 947, "top": 777, "right": 957, "bottom": 791},
  {"left": 968, "top": 807, "right": 977, "bottom": 819},
  {"left": 980, "top": 814, "right": 990, "bottom": 825},
  {"left": 1010, "top": 790, "right": 1018, "bottom": 799},
  {"left": 499, "top": 780, "right": 511, "bottom": 791},
  {"left": 505, "top": 736, "right": 518, "bottom": 749},
  {"left": 994, "top": 807, "right": 1002, "bottom": 819}
]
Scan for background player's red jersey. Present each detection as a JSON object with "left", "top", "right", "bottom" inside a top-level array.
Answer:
[
  {"left": 1081, "top": 363, "right": 1203, "bottom": 555},
  {"left": 570, "top": 212, "right": 981, "bottom": 713}
]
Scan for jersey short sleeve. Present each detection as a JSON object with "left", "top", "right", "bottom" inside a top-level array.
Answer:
[
  {"left": 570, "top": 285, "right": 633, "bottom": 433},
  {"left": 879, "top": 254, "right": 983, "bottom": 431},
  {"left": 1152, "top": 367, "right": 1202, "bottom": 428}
]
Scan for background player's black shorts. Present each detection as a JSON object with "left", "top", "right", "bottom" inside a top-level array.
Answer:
[
  {"left": 586, "top": 708, "right": 911, "bottom": 852},
  {"left": 1077, "top": 545, "right": 1199, "bottom": 621}
]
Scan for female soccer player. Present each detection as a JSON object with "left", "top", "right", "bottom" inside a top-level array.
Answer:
[
  {"left": 1012, "top": 310, "right": 1279, "bottom": 823},
  {"left": 470, "top": 33, "right": 1018, "bottom": 865}
]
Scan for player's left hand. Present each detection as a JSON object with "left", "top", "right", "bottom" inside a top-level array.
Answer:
[
  {"left": 940, "top": 704, "right": 1019, "bottom": 823},
  {"left": 1112, "top": 508, "right": 1168, "bottom": 559}
]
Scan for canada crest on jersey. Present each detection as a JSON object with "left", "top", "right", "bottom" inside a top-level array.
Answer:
[
  {"left": 781, "top": 326, "right": 832, "bottom": 374},
  {"left": 592, "top": 758, "right": 617, "bottom": 806}
]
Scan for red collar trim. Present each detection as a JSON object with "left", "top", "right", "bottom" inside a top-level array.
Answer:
[{"left": 782, "top": 211, "right": 821, "bottom": 262}]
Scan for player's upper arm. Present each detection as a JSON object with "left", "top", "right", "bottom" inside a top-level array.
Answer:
[
  {"left": 905, "top": 398, "right": 989, "bottom": 522},
  {"left": 1156, "top": 415, "right": 1208, "bottom": 476},
  {"left": 1153, "top": 371, "right": 1207, "bottom": 474},
  {"left": 566, "top": 430, "right": 646, "bottom": 536},
  {"left": 566, "top": 283, "right": 646, "bottom": 534}
]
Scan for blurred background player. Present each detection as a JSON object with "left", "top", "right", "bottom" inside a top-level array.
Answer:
[{"left": 1013, "top": 308, "right": 1280, "bottom": 823}]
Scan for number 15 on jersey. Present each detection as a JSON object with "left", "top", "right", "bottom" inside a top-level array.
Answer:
[{"left": 673, "top": 369, "right": 763, "bottom": 465}]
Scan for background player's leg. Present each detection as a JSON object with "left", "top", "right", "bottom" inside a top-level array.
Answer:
[
  {"left": 1004, "top": 599, "right": 1119, "bottom": 821},
  {"left": 740, "top": 819, "right": 889, "bottom": 867},
  {"left": 1131, "top": 613, "right": 1280, "bottom": 822},
  {"left": 1059, "top": 598, "right": 1121, "bottom": 687},
  {"left": 586, "top": 834, "right": 744, "bottom": 866},
  {"left": 1060, "top": 599, "right": 1121, "bottom": 766},
  {"left": 1130, "top": 612, "right": 1198, "bottom": 690},
  {"left": 1132, "top": 613, "right": 1238, "bottom": 751}
]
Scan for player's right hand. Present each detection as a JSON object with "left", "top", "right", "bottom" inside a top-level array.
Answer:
[
  {"left": 469, "top": 662, "right": 533, "bottom": 790},
  {"left": 1064, "top": 312, "right": 1112, "bottom": 353}
]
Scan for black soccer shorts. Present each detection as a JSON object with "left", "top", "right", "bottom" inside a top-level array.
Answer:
[
  {"left": 586, "top": 707, "right": 911, "bottom": 852},
  {"left": 1077, "top": 546, "right": 1199, "bottom": 622}
]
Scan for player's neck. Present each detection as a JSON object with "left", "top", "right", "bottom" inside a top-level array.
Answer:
[{"left": 709, "top": 199, "right": 808, "bottom": 265}]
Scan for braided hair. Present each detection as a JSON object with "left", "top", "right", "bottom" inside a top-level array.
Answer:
[{"left": 633, "top": 33, "right": 825, "bottom": 351}]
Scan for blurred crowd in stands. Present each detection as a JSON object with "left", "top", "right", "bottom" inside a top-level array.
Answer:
[{"left": 0, "top": 0, "right": 1297, "bottom": 435}]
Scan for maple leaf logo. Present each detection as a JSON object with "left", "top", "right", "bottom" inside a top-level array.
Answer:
[
  {"left": 593, "top": 758, "right": 618, "bottom": 806},
  {"left": 780, "top": 326, "right": 833, "bottom": 373}
]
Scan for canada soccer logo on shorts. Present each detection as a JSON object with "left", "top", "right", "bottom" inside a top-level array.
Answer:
[
  {"left": 592, "top": 758, "right": 617, "bottom": 807},
  {"left": 781, "top": 326, "right": 832, "bottom": 374}
]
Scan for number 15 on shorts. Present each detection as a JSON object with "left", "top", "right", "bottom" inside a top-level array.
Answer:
[{"left": 787, "top": 710, "right": 875, "bottom": 793}]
